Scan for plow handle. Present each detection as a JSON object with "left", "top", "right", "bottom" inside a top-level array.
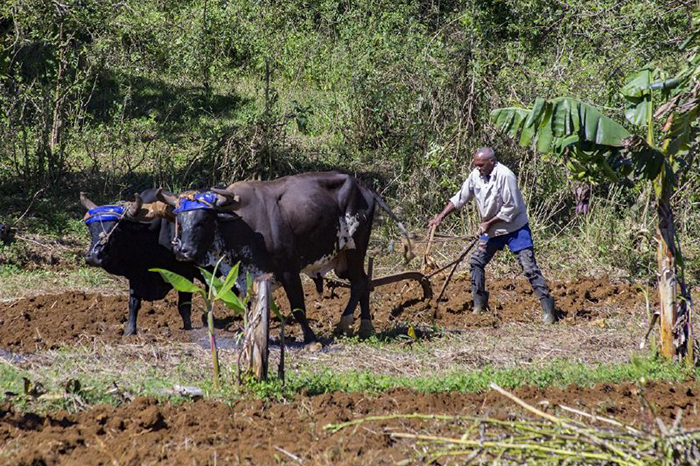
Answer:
[{"left": 435, "top": 236, "right": 479, "bottom": 302}]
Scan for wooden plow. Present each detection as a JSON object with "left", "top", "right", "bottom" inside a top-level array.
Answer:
[
  {"left": 324, "top": 256, "right": 434, "bottom": 300},
  {"left": 326, "top": 230, "right": 479, "bottom": 302}
]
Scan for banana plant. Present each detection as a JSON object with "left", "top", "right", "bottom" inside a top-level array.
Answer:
[
  {"left": 151, "top": 259, "right": 248, "bottom": 390},
  {"left": 491, "top": 18, "right": 700, "bottom": 361}
]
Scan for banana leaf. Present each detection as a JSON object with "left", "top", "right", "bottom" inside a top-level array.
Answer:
[{"left": 491, "top": 97, "right": 630, "bottom": 152}]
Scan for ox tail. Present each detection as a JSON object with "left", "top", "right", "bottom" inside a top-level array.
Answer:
[{"left": 371, "top": 193, "right": 415, "bottom": 264}]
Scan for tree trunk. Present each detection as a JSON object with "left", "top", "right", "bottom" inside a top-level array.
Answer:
[
  {"left": 238, "top": 277, "right": 270, "bottom": 382},
  {"left": 657, "top": 221, "right": 677, "bottom": 360},
  {"left": 655, "top": 173, "right": 689, "bottom": 360}
]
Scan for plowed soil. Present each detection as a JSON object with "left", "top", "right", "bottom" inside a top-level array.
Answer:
[
  {"left": 2, "top": 380, "right": 698, "bottom": 465},
  {"left": 0, "top": 276, "right": 643, "bottom": 353}
]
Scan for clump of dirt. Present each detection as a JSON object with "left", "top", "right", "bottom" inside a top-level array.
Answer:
[
  {"left": 0, "top": 276, "right": 644, "bottom": 353},
  {"left": 0, "top": 380, "right": 696, "bottom": 465}
]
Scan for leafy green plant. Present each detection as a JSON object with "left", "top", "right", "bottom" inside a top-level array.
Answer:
[{"left": 151, "top": 258, "right": 247, "bottom": 390}]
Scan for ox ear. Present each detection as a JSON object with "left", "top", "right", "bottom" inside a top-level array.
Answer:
[
  {"left": 80, "top": 192, "right": 98, "bottom": 211},
  {"left": 156, "top": 188, "right": 179, "bottom": 208},
  {"left": 211, "top": 187, "right": 241, "bottom": 210}
]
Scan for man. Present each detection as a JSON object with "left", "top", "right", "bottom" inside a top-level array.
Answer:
[{"left": 429, "top": 147, "right": 556, "bottom": 324}]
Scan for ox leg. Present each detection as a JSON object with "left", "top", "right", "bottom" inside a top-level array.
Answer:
[
  {"left": 336, "top": 289, "right": 360, "bottom": 336},
  {"left": 339, "top": 254, "right": 374, "bottom": 339},
  {"left": 280, "top": 272, "right": 316, "bottom": 343},
  {"left": 125, "top": 288, "right": 141, "bottom": 336},
  {"left": 356, "top": 276, "right": 375, "bottom": 339},
  {"left": 177, "top": 291, "right": 193, "bottom": 330}
]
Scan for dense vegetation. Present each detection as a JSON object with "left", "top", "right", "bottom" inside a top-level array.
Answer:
[{"left": 0, "top": 0, "right": 697, "bottom": 282}]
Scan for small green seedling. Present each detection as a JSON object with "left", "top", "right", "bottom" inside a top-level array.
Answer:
[{"left": 151, "top": 258, "right": 248, "bottom": 390}]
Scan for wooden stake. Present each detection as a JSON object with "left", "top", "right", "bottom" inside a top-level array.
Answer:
[
  {"left": 238, "top": 276, "right": 271, "bottom": 382},
  {"left": 422, "top": 225, "right": 437, "bottom": 273}
]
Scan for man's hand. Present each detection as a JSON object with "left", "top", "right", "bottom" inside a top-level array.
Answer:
[
  {"left": 478, "top": 217, "right": 500, "bottom": 236},
  {"left": 429, "top": 202, "right": 456, "bottom": 229},
  {"left": 428, "top": 215, "right": 443, "bottom": 228}
]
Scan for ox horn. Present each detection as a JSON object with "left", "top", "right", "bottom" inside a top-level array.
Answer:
[
  {"left": 80, "top": 192, "right": 98, "bottom": 210},
  {"left": 156, "top": 188, "right": 179, "bottom": 208},
  {"left": 210, "top": 187, "right": 240, "bottom": 210},
  {"left": 124, "top": 193, "right": 143, "bottom": 219}
]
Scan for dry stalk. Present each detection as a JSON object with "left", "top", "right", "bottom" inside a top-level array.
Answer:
[{"left": 324, "top": 384, "right": 700, "bottom": 465}]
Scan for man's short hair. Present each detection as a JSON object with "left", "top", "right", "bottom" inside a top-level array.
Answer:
[{"left": 475, "top": 147, "right": 496, "bottom": 160}]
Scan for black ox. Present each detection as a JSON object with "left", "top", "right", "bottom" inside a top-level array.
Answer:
[
  {"left": 81, "top": 189, "right": 200, "bottom": 335},
  {"left": 143, "top": 171, "right": 413, "bottom": 343}
]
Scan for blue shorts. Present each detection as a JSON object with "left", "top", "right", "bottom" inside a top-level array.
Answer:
[{"left": 480, "top": 224, "right": 534, "bottom": 253}]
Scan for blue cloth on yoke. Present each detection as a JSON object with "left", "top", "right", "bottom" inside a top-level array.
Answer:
[
  {"left": 173, "top": 192, "right": 218, "bottom": 213},
  {"left": 479, "top": 223, "right": 533, "bottom": 253},
  {"left": 84, "top": 205, "right": 125, "bottom": 224}
]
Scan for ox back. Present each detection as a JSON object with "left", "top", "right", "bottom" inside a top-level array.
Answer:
[{"left": 83, "top": 189, "right": 200, "bottom": 335}]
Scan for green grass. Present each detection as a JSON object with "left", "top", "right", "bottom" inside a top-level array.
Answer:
[
  {"left": 2, "top": 352, "right": 694, "bottom": 413},
  {"left": 0, "top": 266, "right": 115, "bottom": 298},
  {"left": 248, "top": 354, "right": 693, "bottom": 400}
]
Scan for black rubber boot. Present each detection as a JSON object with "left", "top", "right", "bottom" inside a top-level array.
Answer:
[
  {"left": 473, "top": 290, "right": 489, "bottom": 314},
  {"left": 541, "top": 296, "right": 556, "bottom": 324}
]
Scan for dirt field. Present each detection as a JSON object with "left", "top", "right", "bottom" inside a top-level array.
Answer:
[
  {"left": 2, "top": 381, "right": 698, "bottom": 465},
  {"left": 0, "top": 275, "right": 643, "bottom": 352},
  {"left": 2, "top": 274, "right": 696, "bottom": 465}
]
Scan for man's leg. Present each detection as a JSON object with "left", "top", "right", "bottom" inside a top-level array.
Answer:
[
  {"left": 468, "top": 239, "right": 499, "bottom": 314},
  {"left": 514, "top": 247, "right": 556, "bottom": 323}
]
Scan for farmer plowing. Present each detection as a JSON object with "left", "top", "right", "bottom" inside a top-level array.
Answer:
[{"left": 429, "top": 147, "right": 557, "bottom": 324}]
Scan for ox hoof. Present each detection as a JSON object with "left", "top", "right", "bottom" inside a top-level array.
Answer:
[
  {"left": 302, "top": 341, "right": 323, "bottom": 353},
  {"left": 123, "top": 328, "right": 137, "bottom": 336},
  {"left": 358, "top": 319, "right": 375, "bottom": 339},
  {"left": 302, "top": 329, "right": 318, "bottom": 345},
  {"left": 335, "top": 315, "right": 355, "bottom": 336}
]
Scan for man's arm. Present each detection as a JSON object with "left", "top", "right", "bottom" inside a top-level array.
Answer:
[
  {"left": 429, "top": 176, "right": 474, "bottom": 228},
  {"left": 428, "top": 202, "right": 456, "bottom": 227}
]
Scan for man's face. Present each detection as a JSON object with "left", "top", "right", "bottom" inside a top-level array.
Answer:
[{"left": 473, "top": 154, "right": 496, "bottom": 177}]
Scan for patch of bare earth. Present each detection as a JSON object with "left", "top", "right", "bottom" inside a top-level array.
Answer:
[
  {"left": 0, "top": 274, "right": 645, "bottom": 348},
  {"left": 2, "top": 381, "right": 699, "bottom": 465}
]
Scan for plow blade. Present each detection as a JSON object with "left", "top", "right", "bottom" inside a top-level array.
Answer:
[{"left": 325, "top": 272, "right": 433, "bottom": 300}]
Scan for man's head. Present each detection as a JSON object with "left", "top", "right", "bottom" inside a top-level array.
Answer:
[{"left": 473, "top": 147, "right": 497, "bottom": 178}]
